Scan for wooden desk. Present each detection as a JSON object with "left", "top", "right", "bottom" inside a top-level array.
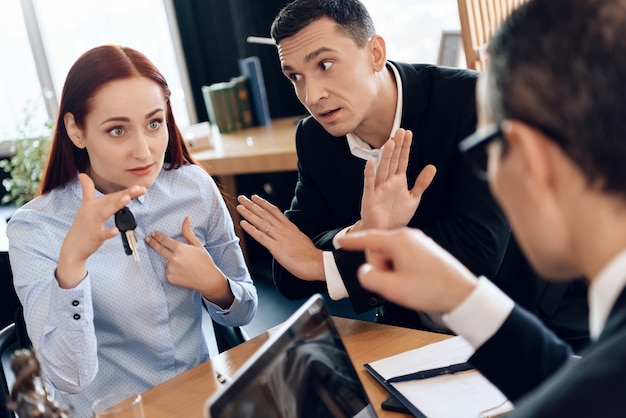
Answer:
[
  {"left": 191, "top": 117, "right": 300, "bottom": 177},
  {"left": 141, "top": 317, "right": 450, "bottom": 418},
  {"left": 190, "top": 117, "right": 301, "bottom": 258}
]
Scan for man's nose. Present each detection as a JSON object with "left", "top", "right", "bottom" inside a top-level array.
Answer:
[{"left": 302, "top": 77, "right": 327, "bottom": 107}]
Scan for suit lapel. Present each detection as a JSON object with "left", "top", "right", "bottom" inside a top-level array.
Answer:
[{"left": 391, "top": 62, "right": 431, "bottom": 181}]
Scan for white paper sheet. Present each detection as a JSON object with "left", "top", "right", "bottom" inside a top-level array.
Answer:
[{"left": 366, "top": 336, "right": 513, "bottom": 418}]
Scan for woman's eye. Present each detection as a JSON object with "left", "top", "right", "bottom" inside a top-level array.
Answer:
[
  {"left": 148, "top": 119, "right": 162, "bottom": 130},
  {"left": 109, "top": 127, "right": 124, "bottom": 137}
]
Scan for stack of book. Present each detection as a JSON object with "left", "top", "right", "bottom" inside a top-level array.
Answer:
[{"left": 201, "top": 75, "right": 254, "bottom": 133}]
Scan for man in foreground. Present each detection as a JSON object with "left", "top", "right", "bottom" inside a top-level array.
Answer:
[{"left": 340, "top": 0, "right": 626, "bottom": 415}]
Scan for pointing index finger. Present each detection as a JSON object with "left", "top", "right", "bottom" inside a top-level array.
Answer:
[{"left": 338, "top": 230, "right": 389, "bottom": 252}]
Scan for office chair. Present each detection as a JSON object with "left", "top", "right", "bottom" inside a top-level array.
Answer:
[
  {"left": 13, "top": 306, "right": 30, "bottom": 352},
  {"left": 201, "top": 300, "right": 248, "bottom": 353},
  {"left": 457, "top": 0, "right": 530, "bottom": 71},
  {"left": 212, "top": 319, "right": 248, "bottom": 353},
  {"left": 0, "top": 323, "right": 17, "bottom": 418}
]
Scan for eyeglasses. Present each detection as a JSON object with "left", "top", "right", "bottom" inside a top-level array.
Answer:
[{"left": 458, "top": 124, "right": 503, "bottom": 180}]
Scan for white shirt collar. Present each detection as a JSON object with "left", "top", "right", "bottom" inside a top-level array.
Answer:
[
  {"left": 346, "top": 61, "right": 403, "bottom": 163},
  {"left": 588, "top": 248, "right": 626, "bottom": 340}
]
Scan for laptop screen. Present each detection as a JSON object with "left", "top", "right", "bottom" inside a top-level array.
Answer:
[{"left": 205, "top": 294, "right": 377, "bottom": 418}]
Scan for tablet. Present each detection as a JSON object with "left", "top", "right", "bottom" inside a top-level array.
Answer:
[{"left": 204, "top": 294, "right": 377, "bottom": 418}]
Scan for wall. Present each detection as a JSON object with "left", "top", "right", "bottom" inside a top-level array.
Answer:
[{"left": 172, "top": 0, "right": 306, "bottom": 125}]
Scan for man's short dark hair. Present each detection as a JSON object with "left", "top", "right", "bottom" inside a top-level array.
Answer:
[
  {"left": 271, "top": 0, "right": 376, "bottom": 47},
  {"left": 488, "top": 0, "right": 626, "bottom": 195}
]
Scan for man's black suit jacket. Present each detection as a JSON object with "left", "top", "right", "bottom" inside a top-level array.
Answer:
[
  {"left": 273, "top": 62, "right": 510, "bottom": 329},
  {"left": 471, "top": 286, "right": 626, "bottom": 417}
]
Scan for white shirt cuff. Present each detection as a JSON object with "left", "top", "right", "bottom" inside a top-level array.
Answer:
[
  {"left": 325, "top": 224, "right": 356, "bottom": 300},
  {"left": 324, "top": 251, "right": 349, "bottom": 300},
  {"left": 331, "top": 225, "right": 353, "bottom": 249},
  {"left": 443, "top": 277, "right": 515, "bottom": 350}
]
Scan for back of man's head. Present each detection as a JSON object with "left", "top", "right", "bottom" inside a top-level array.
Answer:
[
  {"left": 488, "top": 0, "right": 626, "bottom": 196},
  {"left": 271, "top": 0, "right": 375, "bottom": 47}
]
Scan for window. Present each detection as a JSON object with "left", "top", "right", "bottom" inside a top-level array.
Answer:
[
  {"left": 0, "top": 0, "right": 194, "bottom": 154},
  {"left": 361, "top": 0, "right": 463, "bottom": 65},
  {"left": 0, "top": 1, "right": 49, "bottom": 145}
]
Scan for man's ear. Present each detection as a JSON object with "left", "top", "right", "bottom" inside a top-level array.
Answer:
[
  {"left": 63, "top": 112, "right": 84, "bottom": 149},
  {"left": 369, "top": 35, "right": 387, "bottom": 72},
  {"left": 502, "top": 119, "right": 555, "bottom": 191}
]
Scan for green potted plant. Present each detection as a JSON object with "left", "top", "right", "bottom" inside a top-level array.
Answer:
[{"left": 0, "top": 124, "right": 52, "bottom": 207}]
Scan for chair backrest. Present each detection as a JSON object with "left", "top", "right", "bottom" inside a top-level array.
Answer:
[
  {"left": 457, "top": 0, "right": 530, "bottom": 71},
  {"left": 0, "top": 323, "right": 17, "bottom": 418},
  {"left": 13, "top": 306, "right": 31, "bottom": 351},
  {"left": 212, "top": 319, "right": 249, "bottom": 353},
  {"left": 201, "top": 300, "right": 248, "bottom": 353}
]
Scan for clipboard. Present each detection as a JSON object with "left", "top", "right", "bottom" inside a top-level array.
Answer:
[{"left": 364, "top": 336, "right": 514, "bottom": 418}]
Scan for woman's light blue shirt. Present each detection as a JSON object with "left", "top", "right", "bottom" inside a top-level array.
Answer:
[{"left": 7, "top": 164, "right": 257, "bottom": 417}]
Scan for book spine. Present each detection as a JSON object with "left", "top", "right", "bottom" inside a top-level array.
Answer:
[
  {"left": 201, "top": 85, "right": 218, "bottom": 127},
  {"left": 232, "top": 75, "right": 254, "bottom": 129},
  {"left": 238, "top": 56, "right": 271, "bottom": 126},
  {"left": 209, "top": 85, "right": 230, "bottom": 133},
  {"left": 225, "top": 80, "right": 243, "bottom": 131}
]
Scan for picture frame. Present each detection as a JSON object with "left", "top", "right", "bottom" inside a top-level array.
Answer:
[{"left": 437, "top": 30, "right": 464, "bottom": 67}]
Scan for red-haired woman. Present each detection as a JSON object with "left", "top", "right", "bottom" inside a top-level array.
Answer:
[{"left": 7, "top": 45, "right": 257, "bottom": 417}]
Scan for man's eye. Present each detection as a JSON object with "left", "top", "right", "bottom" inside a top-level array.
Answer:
[
  {"left": 320, "top": 61, "right": 333, "bottom": 71},
  {"left": 289, "top": 73, "right": 303, "bottom": 82}
]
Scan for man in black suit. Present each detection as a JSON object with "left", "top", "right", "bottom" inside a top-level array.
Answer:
[
  {"left": 236, "top": 0, "right": 587, "bottom": 343},
  {"left": 237, "top": 0, "right": 508, "bottom": 333},
  {"left": 340, "top": 0, "right": 626, "bottom": 415}
]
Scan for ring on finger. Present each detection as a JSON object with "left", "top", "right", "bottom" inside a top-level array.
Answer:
[{"left": 265, "top": 224, "right": 272, "bottom": 235}]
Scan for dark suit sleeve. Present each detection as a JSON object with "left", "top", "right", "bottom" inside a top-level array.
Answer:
[
  {"left": 470, "top": 305, "right": 573, "bottom": 402},
  {"left": 475, "top": 292, "right": 626, "bottom": 417},
  {"left": 508, "top": 323, "right": 626, "bottom": 417}
]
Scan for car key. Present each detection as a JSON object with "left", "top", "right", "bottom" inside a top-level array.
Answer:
[{"left": 114, "top": 206, "right": 140, "bottom": 262}]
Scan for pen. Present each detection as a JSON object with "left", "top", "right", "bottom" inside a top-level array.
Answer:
[{"left": 386, "top": 362, "right": 475, "bottom": 383}]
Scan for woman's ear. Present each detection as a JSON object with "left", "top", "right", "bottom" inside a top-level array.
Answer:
[{"left": 63, "top": 112, "right": 85, "bottom": 149}]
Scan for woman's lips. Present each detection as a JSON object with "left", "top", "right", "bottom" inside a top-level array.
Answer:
[{"left": 128, "top": 163, "right": 154, "bottom": 176}]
